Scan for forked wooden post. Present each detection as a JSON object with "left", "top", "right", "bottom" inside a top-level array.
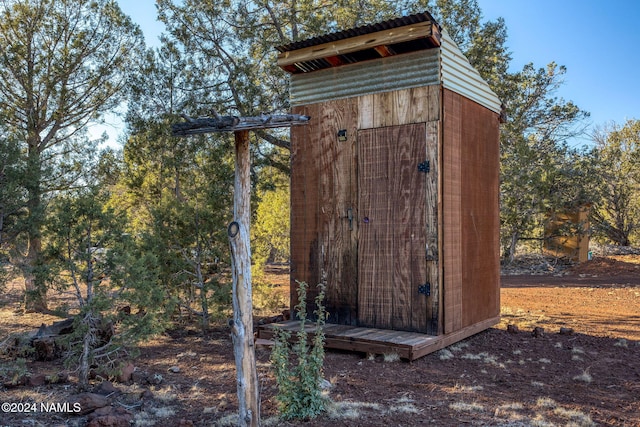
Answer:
[
  {"left": 171, "top": 113, "right": 309, "bottom": 427},
  {"left": 228, "top": 130, "right": 259, "bottom": 427}
]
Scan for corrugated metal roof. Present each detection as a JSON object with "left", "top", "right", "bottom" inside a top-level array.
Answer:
[
  {"left": 277, "top": 11, "right": 501, "bottom": 114},
  {"left": 275, "top": 11, "right": 441, "bottom": 53},
  {"left": 440, "top": 30, "right": 501, "bottom": 114}
]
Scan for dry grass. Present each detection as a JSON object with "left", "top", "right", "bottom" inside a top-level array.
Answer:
[
  {"left": 572, "top": 370, "right": 593, "bottom": 383},
  {"left": 326, "top": 401, "right": 382, "bottom": 420},
  {"left": 438, "top": 348, "right": 454, "bottom": 360},
  {"left": 382, "top": 352, "right": 400, "bottom": 363},
  {"left": 449, "top": 401, "right": 485, "bottom": 413}
]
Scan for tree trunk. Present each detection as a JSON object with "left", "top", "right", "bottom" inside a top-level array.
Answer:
[
  {"left": 23, "top": 145, "right": 47, "bottom": 312},
  {"left": 508, "top": 231, "right": 519, "bottom": 264},
  {"left": 24, "top": 234, "right": 47, "bottom": 312},
  {"left": 228, "top": 130, "right": 260, "bottom": 427}
]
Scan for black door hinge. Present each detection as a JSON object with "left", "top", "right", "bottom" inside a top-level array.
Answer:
[
  {"left": 418, "top": 283, "right": 431, "bottom": 296},
  {"left": 418, "top": 161, "right": 430, "bottom": 173}
]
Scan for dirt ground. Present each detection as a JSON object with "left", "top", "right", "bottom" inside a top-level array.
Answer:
[{"left": 0, "top": 255, "right": 639, "bottom": 426}]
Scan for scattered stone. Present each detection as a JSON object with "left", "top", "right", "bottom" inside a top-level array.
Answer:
[
  {"left": 507, "top": 324, "right": 520, "bottom": 334},
  {"left": 559, "top": 327, "right": 574, "bottom": 335},
  {"left": 131, "top": 369, "right": 148, "bottom": 384},
  {"left": 86, "top": 406, "right": 133, "bottom": 427},
  {"left": 117, "top": 362, "right": 135, "bottom": 383},
  {"left": 69, "top": 392, "right": 110, "bottom": 415},
  {"left": 532, "top": 327, "right": 545, "bottom": 338},
  {"left": 150, "top": 373, "right": 163, "bottom": 385},
  {"left": 95, "top": 381, "right": 120, "bottom": 396},
  {"left": 168, "top": 365, "right": 181, "bottom": 373},
  {"left": 26, "top": 373, "right": 46, "bottom": 387}
]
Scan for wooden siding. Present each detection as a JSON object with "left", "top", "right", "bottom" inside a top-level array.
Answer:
[
  {"left": 291, "top": 97, "right": 359, "bottom": 324},
  {"left": 357, "top": 124, "right": 427, "bottom": 332},
  {"left": 442, "top": 89, "right": 500, "bottom": 331},
  {"left": 290, "top": 86, "right": 440, "bottom": 331}
]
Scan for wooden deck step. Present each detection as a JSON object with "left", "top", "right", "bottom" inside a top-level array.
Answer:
[{"left": 257, "top": 316, "right": 499, "bottom": 361}]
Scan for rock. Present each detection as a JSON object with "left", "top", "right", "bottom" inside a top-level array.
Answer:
[
  {"left": 150, "top": 373, "right": 163, "bottom": 385},
  {"left": 532, "top": 327, "right": 545, "bottom": 338},
  {"left": 507, "top": 324, "right": 520, "bottom": 334},
  {"left": 95, "top": 381, "right": 120, "bottom": 396},
  {"left": 117, "top": 362, "right": 135, "bottom": 383},
  {"left": 69, "top": 392, "right": 110, "bottom": 415},
  {"left": 168, "top": 365, "right": 181, "bottom": 373},
  {"left": 559, "top": 327, "right": 574, "bottom": 335},
  {"left": 86, "top": 406, "right": 133, "bottom": 427},
  {"left": 131, "top": 369, "right": 148, "bottom": 384},
  {"left": 178, "top": 420, "right": 195, "bottom": 427},
  {"left": 27, "top": 373, "right": 46, "bottom": 386}
]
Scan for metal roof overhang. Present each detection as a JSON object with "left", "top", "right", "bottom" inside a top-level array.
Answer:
[{"left": 276, "top": 12, "right": 442, "bottom": 74}]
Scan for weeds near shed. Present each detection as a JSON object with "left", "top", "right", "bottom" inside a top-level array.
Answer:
[
  {"left": 438, "top": 348, "right": 454, "bottom": 360},
  {"left": 553, "top": 407, "right": 596, "bottom": 426},
  {"left": 614, "top": 338, "right": 628, "bottom": 348},
  {"left": 270, "top": 281, "right": 327, "bottom": 420},
  {"left": 383, "top": 352, "right": 400, "bottom": 363},
  {"left": 572, "top": 369, "right": 593, "bottom": 383},
  {"left": 449, "top": 400, "right": 485, "bottom": 413}
]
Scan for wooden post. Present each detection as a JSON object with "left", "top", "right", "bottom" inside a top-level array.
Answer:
[{"left": 228, "top": 130, "right": 260, "bottom": 427}]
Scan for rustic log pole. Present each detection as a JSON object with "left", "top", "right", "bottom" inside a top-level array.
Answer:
[{"left": 228, "top": 130, "right": 260, "bottom": 427}]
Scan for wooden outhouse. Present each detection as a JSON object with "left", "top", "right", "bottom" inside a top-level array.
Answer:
[{"left": 268, "top": 12, "right": 502, "bottom": 358}]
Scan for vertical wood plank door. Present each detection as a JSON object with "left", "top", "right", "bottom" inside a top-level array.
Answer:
[{"left": 357, "top": 123, "right": 430, "bottom": 333}]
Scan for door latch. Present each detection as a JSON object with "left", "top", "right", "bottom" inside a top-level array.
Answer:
[{"left": 345, "top": 208, "right": 353, "bottom": 230}]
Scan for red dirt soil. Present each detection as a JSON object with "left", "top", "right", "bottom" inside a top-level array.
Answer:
[{"left": 1, "top": 256, "right": 639, "bottom": 426}]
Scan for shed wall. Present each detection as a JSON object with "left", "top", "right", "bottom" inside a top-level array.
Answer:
[
  {"left": 290, "top": 86, "right": 440, "bottom": 329},
  {"left": 442, "top": 89, "right": 500, "bottom": 332}
]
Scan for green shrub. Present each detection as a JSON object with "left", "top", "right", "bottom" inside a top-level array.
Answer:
[{"left": 270, "top": 281, "right": 327, "bottom": 420}]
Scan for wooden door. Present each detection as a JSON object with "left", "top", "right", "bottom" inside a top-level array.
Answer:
[{"left": 357, "top": 123, "right": 430, "bottom": 333}]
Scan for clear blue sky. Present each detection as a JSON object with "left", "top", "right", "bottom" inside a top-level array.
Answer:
[{"left": 115, "top": 1, "right": 640, "bottom": 148}]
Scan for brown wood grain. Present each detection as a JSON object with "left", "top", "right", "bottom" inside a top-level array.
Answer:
[
  {"left": 357, "top": 123, "right": 428, "bottom": 332},
  {"left": 424, "top": 121, "right": 439, "bottom": 335},
  {"left": 290, "top": 104, "right": 321, "bottom": 310},
  {"left": 291, "top": 100, "right": 359, "bottom": 325},
  {"left": 442, "top": 89, "right": 500, "bottom": 331},
  {"left": 459, "top": 94, "right": 501, "bottom": 327},
  {"left": 318, "top": 97, "right": 359, "bottom": 325},
  {"left": 229, "top": 130, "right": 259, "bottom": 427},
  {"left": 357, "top": 87, "right": 440, "bottom": 129},
  {"left": 442, "top": 90, "right": 463, "bottom": 334}
]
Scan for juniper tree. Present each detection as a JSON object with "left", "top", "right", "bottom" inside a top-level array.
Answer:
[{"left": 0, "top": 0, "right": 144, "bottom": 311}]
